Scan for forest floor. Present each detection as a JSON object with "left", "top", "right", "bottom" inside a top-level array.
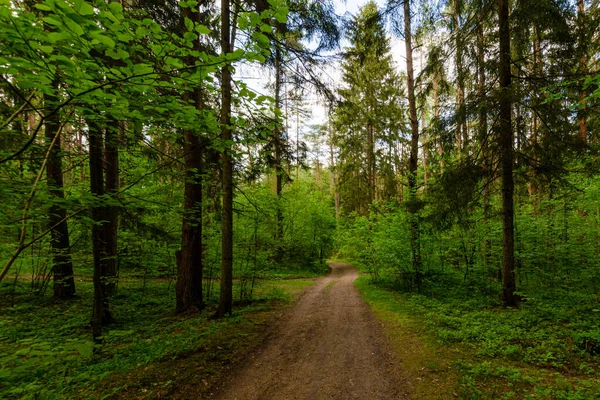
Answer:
[{"left": 208, "top": 262, "right": 412, "bottom": 400}]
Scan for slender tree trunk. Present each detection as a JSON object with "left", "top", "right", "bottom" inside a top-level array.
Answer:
[
  {"left": 367, "top": 124, "right": 375, "bottom": 202},
  {"left": 274, "top": 45, "right": 283, "bottom": 243},
  {"left": 176, "top": 6, "right": 204, "bottom": 313},
  {"left": 420, "top": 52, "right": 428, "bottom": 188},
  {"left": 217, "top": 0, "right": 233, "bottom": 318},
  {"left": 529, "top": 36, "right": 541, "bottom": 213},
  {"left": 328, "top": 120, "right": 340, "bottom": 219},
  {"left": 102, "top": 0, "right": 122, "bottom": 298},
  {"left": 477, "top": 0, "right": 491, "bottom": 271},
  {"left": 103, "top": 122, "right": 119, "bottom": 296},
  {"left": 404, "top": 0, "right": 423, "bottom": 287},
  {"left": 296, "top": 111, "right": 300, "bottom": 181},
  {"left": 499, "top": 0, "right": 518, "bottom": 307},
  {"left": 453, "top": 0, "right": 466, "bottom": 154},
  {"left": 433, "top": 76, "right": 443, "bottom": 168},
  {"left": 45, "top": 87, "right": 76, "bottom": 300},
  {"left": 578, "top": 0, "right": 587, "bottom": 144},
  {"left": 88, "top": 119, "right": 109, "bottom": 340}
]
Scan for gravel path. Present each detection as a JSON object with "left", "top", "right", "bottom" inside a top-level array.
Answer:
[{"left": 209, "top": 262, "right": 411, "bottom": 400}]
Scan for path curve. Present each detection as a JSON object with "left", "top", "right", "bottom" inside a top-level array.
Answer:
[{"left": 209, "top": 262, "right": 411, "bottom": 400}]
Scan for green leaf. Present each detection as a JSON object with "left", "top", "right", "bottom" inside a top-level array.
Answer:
[
  {"left": 64, "top": 17, "right": 85, "bottom": 36},
  {"left": 108, "top": 1, "right": 123, "bottom": 15},
  {"left": 34, "top": 3, "right": 53, "bottom": 11},
  {"left": 42, "top": 16, "right": 62, "bottom": 26},
  {"left": 165, "top": 57, "right": 183, "bottom": 69},
  {"left": 91, "top": 32, "right": 115, "bottom": 48},
  {"left": 47, "top": 31, "right": 70, "bottom": 43},
  {"left": 275, "top": 7, "right": 288, "bottom": 24},
  {"left": 184, "top": 17, "right": 193, "bottom": 32},
  {"left": 184, "top": 31, "right": 197, "bottom": 42},
  {"left": 195, "top": 25, "right": 210, "bottom": 35},
  {"left": 260, "top": 24, "right": 273, "bottom": 33},
  {"left": 79, "top": 2, "right": 95, "bottom": 16},
  {"left": 135, "top": 27, "right": 148, "bottom": 38},
  {"left": 252, "top": 32, "right": 270, "bottom": 49},
  {"left": 132, "top": 64, "right": 154, "bottom": 75}
]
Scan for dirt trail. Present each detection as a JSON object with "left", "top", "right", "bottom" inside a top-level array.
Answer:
[{"left": 210, "top": 262, "right": 410, "bottom": 400}]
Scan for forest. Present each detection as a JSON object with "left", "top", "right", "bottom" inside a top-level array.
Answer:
[{"left": 1, "top": 0, "right": 600, "bottom": 398}]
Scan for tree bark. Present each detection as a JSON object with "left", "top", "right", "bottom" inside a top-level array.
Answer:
[
  {"left": 274, "top": 44, "right": 284, "bottom": 243},
  {"left": 45, "top": 86, "right": 76, "bottom": 300},
  {"left": 88, "top": 118, "right": 109, "bottom": 340},
  {"left": 404, "top": 0, "right": 422, "bottom": 287},
  {"left": 434, "top": 76, "right": 443, "bottom": 168},
  {"left": 103, "top": 122, "right": 119, "bottom": 297},
  {"left": 577, "top": 0, "right": 587, "bottom": 144},
  {"left": 217, "top": 0, "right": 233, "bottom": 318},
  {"left": 367, "top": 123, "right": 375, "bottom": 201},
  {"left": 477, "top": 0, "right": 491, "bottom": 271},
  {"left": 499, "top": 0, "right": 518, "bottom": 307},
  {"left": 176, "top": 6, "right": 205, "bottom": 313},
  {"left": 453, "top": 0, "right": 466, "bottom": 154}
]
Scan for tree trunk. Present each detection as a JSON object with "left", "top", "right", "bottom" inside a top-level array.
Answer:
[
  {"left": 274, "top": 45, "right": 284, "bottom": 244},
  {"left": 367, "top": 124, "right": 375, "bottom": 202},
  {"left": 433, "top": 75, "right": 444, "bottom": 169},
  {"left": 498, "top": 0, "right": 518, "bottom": 307},
  {"left": 217, "top": 0, "right": 233, "bottom": 318},
  {"left": 404, "top": 0, "right": 423, "bottom": 287},
  {"left": 45, "top": 87, "right": 76, "bottom": 300},
  {"left": 477, "top": 0, "right": 491, "bottom": 271},
  {"left": 420, "top": 51, "right": 428, "bottom": 188},
  {"left": 577, "top": 0, "right": 587, "bottom": 144},
  {"left": 453, "top": 0, "right": 466, "bottom": 154},
  {"left": 176, "top": 6, "right": 205, "bottom": 313},
  {"left": 88, "top": 118, "right": 109, "bottom": 340},
  {"left": 103, "top": 122, "right": 119, "bottom": 297}
]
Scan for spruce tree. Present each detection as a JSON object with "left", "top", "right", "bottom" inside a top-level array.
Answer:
[{"left": 333, "top": 1, "right": 404, "bottom": 215}]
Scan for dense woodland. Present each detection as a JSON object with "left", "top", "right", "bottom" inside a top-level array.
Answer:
[{"left": 1, "top": 0, "right": 600, "bottom": 398}]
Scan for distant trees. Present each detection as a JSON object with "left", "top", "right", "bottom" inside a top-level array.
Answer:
[
  {"left": 329, "top": 0, "right": 600, "bottom": 305},
  {"left": 333, "top": 1, "right": 404, "bottom": 215}
]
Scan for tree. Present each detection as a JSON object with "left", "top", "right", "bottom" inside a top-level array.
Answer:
[
  {"left": 333, "top": 1, "right": 404, "bottom": 214},
  {"left": 44, "top": 84, "right": 76, "bottom": 300},
  {"left": 498, "top": 0, "right": 517, "bottom": 307},
  {"left": 403, "top": 0, "right": 423, "bottom": 287},
  {"left": 176, "top": 4, "right": 206, "bottom": 313},
  {"left": 217, "top": 0, "right": 234, "bottom": 318}
]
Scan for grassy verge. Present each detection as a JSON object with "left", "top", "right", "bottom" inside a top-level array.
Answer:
[
  {"left": 0, "top": 277, "right": 315, "bottom": 399},
  {"left": 355, "top": 276, "right": 600, "bottom": 400}
]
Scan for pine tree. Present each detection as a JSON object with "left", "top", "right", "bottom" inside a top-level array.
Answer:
[{"left": 333, "top": 1, "right": 404, "bottom": 215}]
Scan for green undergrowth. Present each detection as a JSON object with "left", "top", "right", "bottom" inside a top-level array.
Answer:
[
  {"left": 0, "top": 276, "right": 315, "bottom": 399},
  {"left": 355, "top": 275, "right": 600, "bottom": 399}
]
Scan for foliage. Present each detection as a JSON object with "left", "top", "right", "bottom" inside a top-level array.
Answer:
[
  {"left": 355, "top": 276, "right": 600, "bottom": 399},
  {"left": 0, "top": 277, "right": 314, "bottom": 399}
]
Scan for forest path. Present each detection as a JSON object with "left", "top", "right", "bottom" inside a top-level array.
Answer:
[{"left": 209, "top": 262, "right": 410, "bottom": 400}]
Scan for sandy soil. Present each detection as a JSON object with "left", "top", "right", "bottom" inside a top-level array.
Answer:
[{"left": 209, "top": 262, "right": 411, "bottom": 400}]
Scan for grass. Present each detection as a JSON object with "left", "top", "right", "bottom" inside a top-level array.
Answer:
[
  {"left": 0, "top": 275, "right": 315, "bottom": 399},
  {"left": 324, "top": 280, "right": 338, "bottom": 293},
  {"left": 354, "top": 275, "right": 600, "bottom": 400}
]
